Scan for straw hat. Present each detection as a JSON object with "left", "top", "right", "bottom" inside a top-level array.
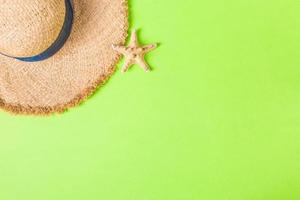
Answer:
[{"left": 0, "top": 0, "right": 128, "bottom": 115}]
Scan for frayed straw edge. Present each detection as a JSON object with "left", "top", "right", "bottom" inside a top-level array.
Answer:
[{"left": 0, "top": 0, "right": 129, "bottom": 116}]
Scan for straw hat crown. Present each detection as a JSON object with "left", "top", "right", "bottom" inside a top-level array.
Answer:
[{"left": 0, "top": 0, "right": 66, "bottom": 57}]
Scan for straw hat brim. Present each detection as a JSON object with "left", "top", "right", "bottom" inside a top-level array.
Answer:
[{"left": 0, "top": 0, "right": 128, "bottom": 115}]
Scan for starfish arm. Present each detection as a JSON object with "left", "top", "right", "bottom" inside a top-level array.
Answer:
[
  {"left": 121, "top": 58, "right": 134, "bottom": 73},
  {"left": 142, "top": 44, "right": 157, "bottom": 53},
  {"left": 136, "top": 57, "right": 151, "bottom": 72},
  {"left": 129, "top": 30, "right": 139, "bottom": 46},
  {"left": 112, "top": 44, "right": 127, "bottom": 54}
]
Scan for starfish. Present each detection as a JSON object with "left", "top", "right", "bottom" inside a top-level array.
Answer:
[{"left": 112, "top": 30, "right": 157, "bottom": 73}]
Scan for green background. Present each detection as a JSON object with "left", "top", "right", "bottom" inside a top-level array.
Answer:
[{"left": 1, "top": 0, "right": 300, "bottom": 199}]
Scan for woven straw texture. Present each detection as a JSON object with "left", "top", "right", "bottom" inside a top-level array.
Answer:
[
  {"left": 0, "top": 0, "right": 128, "bottom": 115},
  {"left": 0, "top": 0, "right": 66, "bottom": 57}
]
